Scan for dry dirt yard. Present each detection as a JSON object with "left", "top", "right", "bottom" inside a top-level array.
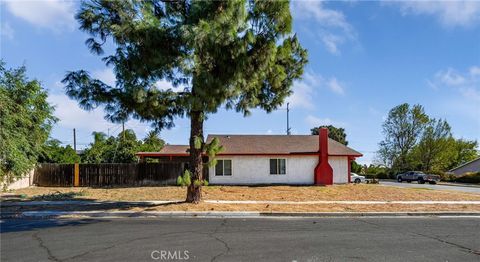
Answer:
[
  {"left": 6, "top": 184, "right": 480, "bottom": 202},
  {"left": 3, "top": 184, "right": 480, "bottom": 213}
]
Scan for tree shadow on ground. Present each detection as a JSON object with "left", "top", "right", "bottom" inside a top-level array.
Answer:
[{"left": 0, "top": 218, "right": 110, "bottom": 233}]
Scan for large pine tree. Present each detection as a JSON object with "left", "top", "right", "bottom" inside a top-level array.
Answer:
[{"left": 63, "top": 0, "right": 308, "bottom": 203}]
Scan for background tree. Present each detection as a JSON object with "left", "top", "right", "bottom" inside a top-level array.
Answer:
[
  {"left": 63, "top": 0, "right": 307, "bottom": 203},
  {"left": 311, "top": 125, "right": 348, "bottom": 145},
  {"left": 39, "top": 140, "right": 80, "bottom": 164},
  {"left": 140, "top": 131, "right": 165, "bottom": 152},
  {"left": 81, "top": 132, "right": 109, "bottom": 164},
  {"left": 81, "top": 129, "right": 165, "bottom": 163},
  {"left": 409, "top": 119, "right": 452, "bottom": 172},
  {"left": 448, "top": 139, "right": 479, "bottom": 170},
  {"left": 378, "top": 103, "right": 429, "bottom": 172},
  {"left": 104, "top": 129, "right": 142, "bottom": 163},
  {"left": 377, "top": 103, "right": 478, "bottom": 175},
  {"left": 0, "top": 62, "right": 56, "bottom": 183}
]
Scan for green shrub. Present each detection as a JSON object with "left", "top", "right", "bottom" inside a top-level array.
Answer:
[
  {"left": 177, "top": 170, "right": 192, "bottom": 187},
  {"left": 182, "top": 170, "right": 191, "bottom": 186},
  {"left": 376, "top": 172, "right": 390, "bottom": 179},
  {"left": 432, "top": 171, "right": 456, "bottom": 182},
  {"left": 176, "top": 176, "right": 184, "bottom": 186},
  {"left": 177, "top": 170, "right": 209, "bottom": 187},
  {"left": 455, "top": 172, "right": 480, "bottom": 184}
]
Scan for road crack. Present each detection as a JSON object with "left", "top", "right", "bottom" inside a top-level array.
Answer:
[
  {"left": 32, "top": 231, "right": 62, "bottom": 262},
  {"left": 355, "top": 218, "right": 480, "bottom": 256},
  {"left": 412, "top": 232, "right": 480, "bottom": 256},
  {"left": 210, "top": 219, "right": 231, "bottom": 262}
]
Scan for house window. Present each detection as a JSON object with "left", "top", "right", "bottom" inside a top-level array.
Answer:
[
  {"left": 215, "top": 160, "right": 232, "bottom": 176},
  {"left": 270, "top": 159, "right": 286, "bottom": 175}
]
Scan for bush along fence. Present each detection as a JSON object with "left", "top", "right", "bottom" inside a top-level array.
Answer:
[{"left": 33, "top": 163, "right": 208, "bottom": 187}]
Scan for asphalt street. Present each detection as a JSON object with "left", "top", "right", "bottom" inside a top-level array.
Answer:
[
  {"left": 380, "top": 181, "right": 480, "bottom": 194},
  {"left": 1, "top": 217, "right": 479, "bottom": 262}
]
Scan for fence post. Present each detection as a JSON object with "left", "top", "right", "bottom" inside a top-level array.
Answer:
[{"left": 74, "top": 163, "right": 80, "bottom": 187}]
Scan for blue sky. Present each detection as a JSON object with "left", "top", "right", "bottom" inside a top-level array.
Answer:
[{"left": 1, "top": 1, "right": 479, "bottom": 165}]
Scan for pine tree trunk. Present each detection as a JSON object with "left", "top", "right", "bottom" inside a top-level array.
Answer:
[{"left": 186, "top": 110, "right": 204, "bottom": 204}]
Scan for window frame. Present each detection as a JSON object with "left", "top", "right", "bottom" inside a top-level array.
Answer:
[
  {"left": 269, "top": 158, "right": 287, "bottom": 175},
  {"left": 215, "top": 159, "right": 232, "bottom": 176}
]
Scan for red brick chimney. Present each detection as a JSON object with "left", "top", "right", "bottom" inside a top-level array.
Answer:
[{"left": 314, "top": 127, "right": 333, "bottom": 185}]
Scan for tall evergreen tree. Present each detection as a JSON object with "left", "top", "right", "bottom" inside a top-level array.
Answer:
[{"left": 63, "top": 0, "right": 307, "bottom": 203}]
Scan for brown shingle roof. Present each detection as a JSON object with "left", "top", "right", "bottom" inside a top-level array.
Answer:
[
  {"left": 137, "top": 145, "right": 189, "bottom": 156},
  {"left": 207, "top": 135, "right": 362, "bottom": 156},
  {"left": 137, "top": 135, "right": 362, "bottom": 157}
]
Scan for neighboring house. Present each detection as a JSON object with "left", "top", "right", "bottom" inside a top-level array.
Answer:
[
  {"left": 136, "top": 128, "right": 362, "bottom": 185},
  {"left": 449, "top": 158, "right": 480, "bottom": 176}
]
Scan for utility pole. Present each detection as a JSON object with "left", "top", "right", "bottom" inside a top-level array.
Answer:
[
  {"left": 286, "top": 103, "right": 291, "bottom": 135},
  {"left": 73, "top": 128, "right": 77, "bottom": 152},
  {"left": 122, "top": 122, "right": 125, "bottom": 140}
]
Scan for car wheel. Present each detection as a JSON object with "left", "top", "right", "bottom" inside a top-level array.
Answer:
[
  {"left": 429, "top": 181, "right": 436, "bottom": 185},
  {"left": 418, "top": 179, "right": 425, "bottom": 184},
  {"left": 354, "top": 178, "right": 361, "bottom": 184},
  {"left": 397, "top": 177, "right": 403, "bottom": 183}
]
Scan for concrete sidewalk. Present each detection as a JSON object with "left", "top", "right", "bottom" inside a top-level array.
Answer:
[{"left": 3, "top": 199, "right": 480, "bottom": 206}]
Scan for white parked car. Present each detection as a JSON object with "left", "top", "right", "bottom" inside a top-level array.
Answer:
[{"left": 350, "top": 173, "right": 366, "bottom": 184}]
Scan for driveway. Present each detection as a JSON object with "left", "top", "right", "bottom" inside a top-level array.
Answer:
[
  {"left": 2, "top": 217, "right": 480, "bottom": 261},
  {"left": 381, "top": 181, "right": 480, "bottom": 194}
]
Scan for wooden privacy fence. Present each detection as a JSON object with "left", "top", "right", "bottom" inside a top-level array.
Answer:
[{"left": 34, "top": 163, "right": 192, "bottom": 187}]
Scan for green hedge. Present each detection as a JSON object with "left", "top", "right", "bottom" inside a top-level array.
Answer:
[{"left": 454, "top": 172, "right": 480, "bottom": 184}]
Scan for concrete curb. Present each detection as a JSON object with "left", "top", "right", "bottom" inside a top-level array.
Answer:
[{"left": 2, "top": 211, "right": 480, "bottom": 219}]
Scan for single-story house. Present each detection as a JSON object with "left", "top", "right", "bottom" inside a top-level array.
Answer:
[
  {"left": 448, "top": 158, "right": 480, "bottom": 176},
  {"left": 137, "top": 128, "right": 362, "bottom": 185}
]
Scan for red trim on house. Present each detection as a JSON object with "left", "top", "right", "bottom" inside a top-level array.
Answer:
[{"left": 314, "top": 128, "right": 334, "bottom": 185}]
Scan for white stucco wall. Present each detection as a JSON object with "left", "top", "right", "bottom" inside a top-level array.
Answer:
[
  {"left": 209, "top": 155, "right": 349, "bottom": 185},
  {"left": 330, "top": 156, "right": 349, "bottom": 184}
]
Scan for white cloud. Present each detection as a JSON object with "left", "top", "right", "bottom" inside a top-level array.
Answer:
[
  {"left": 434, "top": 68, "right": 466, "bottom": 86},
  {"left": 326, "top": 77, "right": 345, "bottom": 95},
  {"left": 4, "top": 0, "right": 75, "bottom": 32},
  {"left": 286, "top": 80, "right": 315, "bottom": 110},
  {"left": 48, "top": 93, "right": 152, "bottom": 145},
  {"left": 298, "top": 1, "right": 355, "bottom": 54},
  {"left": 391, "top": 1, "right": 480, "bottom": 28},
  {"left": 286, "top": 71, "right": 346, "bottom": 109},
  {"left": 155, "top": 79, "right": 177, "bottom": 91},
  {"left": 92, "top": 68, "right": 116, "bottom": 87},
  {"left": 430, "top": 66, "right": 480, "bottom": 103},
  {"left": 292, "top": 1, "right": 356, "bottom": 55},
  {"left": 48, "top": 93, "right": 114, "bottom": 132},
  {"left": 1, "top": 22, "right": 14, "bottom": 40},
  {"left": 286, "top": 72, "right": 321, "bottom": 109},
  {"left": 470, "top": 66, "right": 480, "bottom": 77},
  {"left": 305, "top": 115, "right": 346, "bottom": 128}
]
